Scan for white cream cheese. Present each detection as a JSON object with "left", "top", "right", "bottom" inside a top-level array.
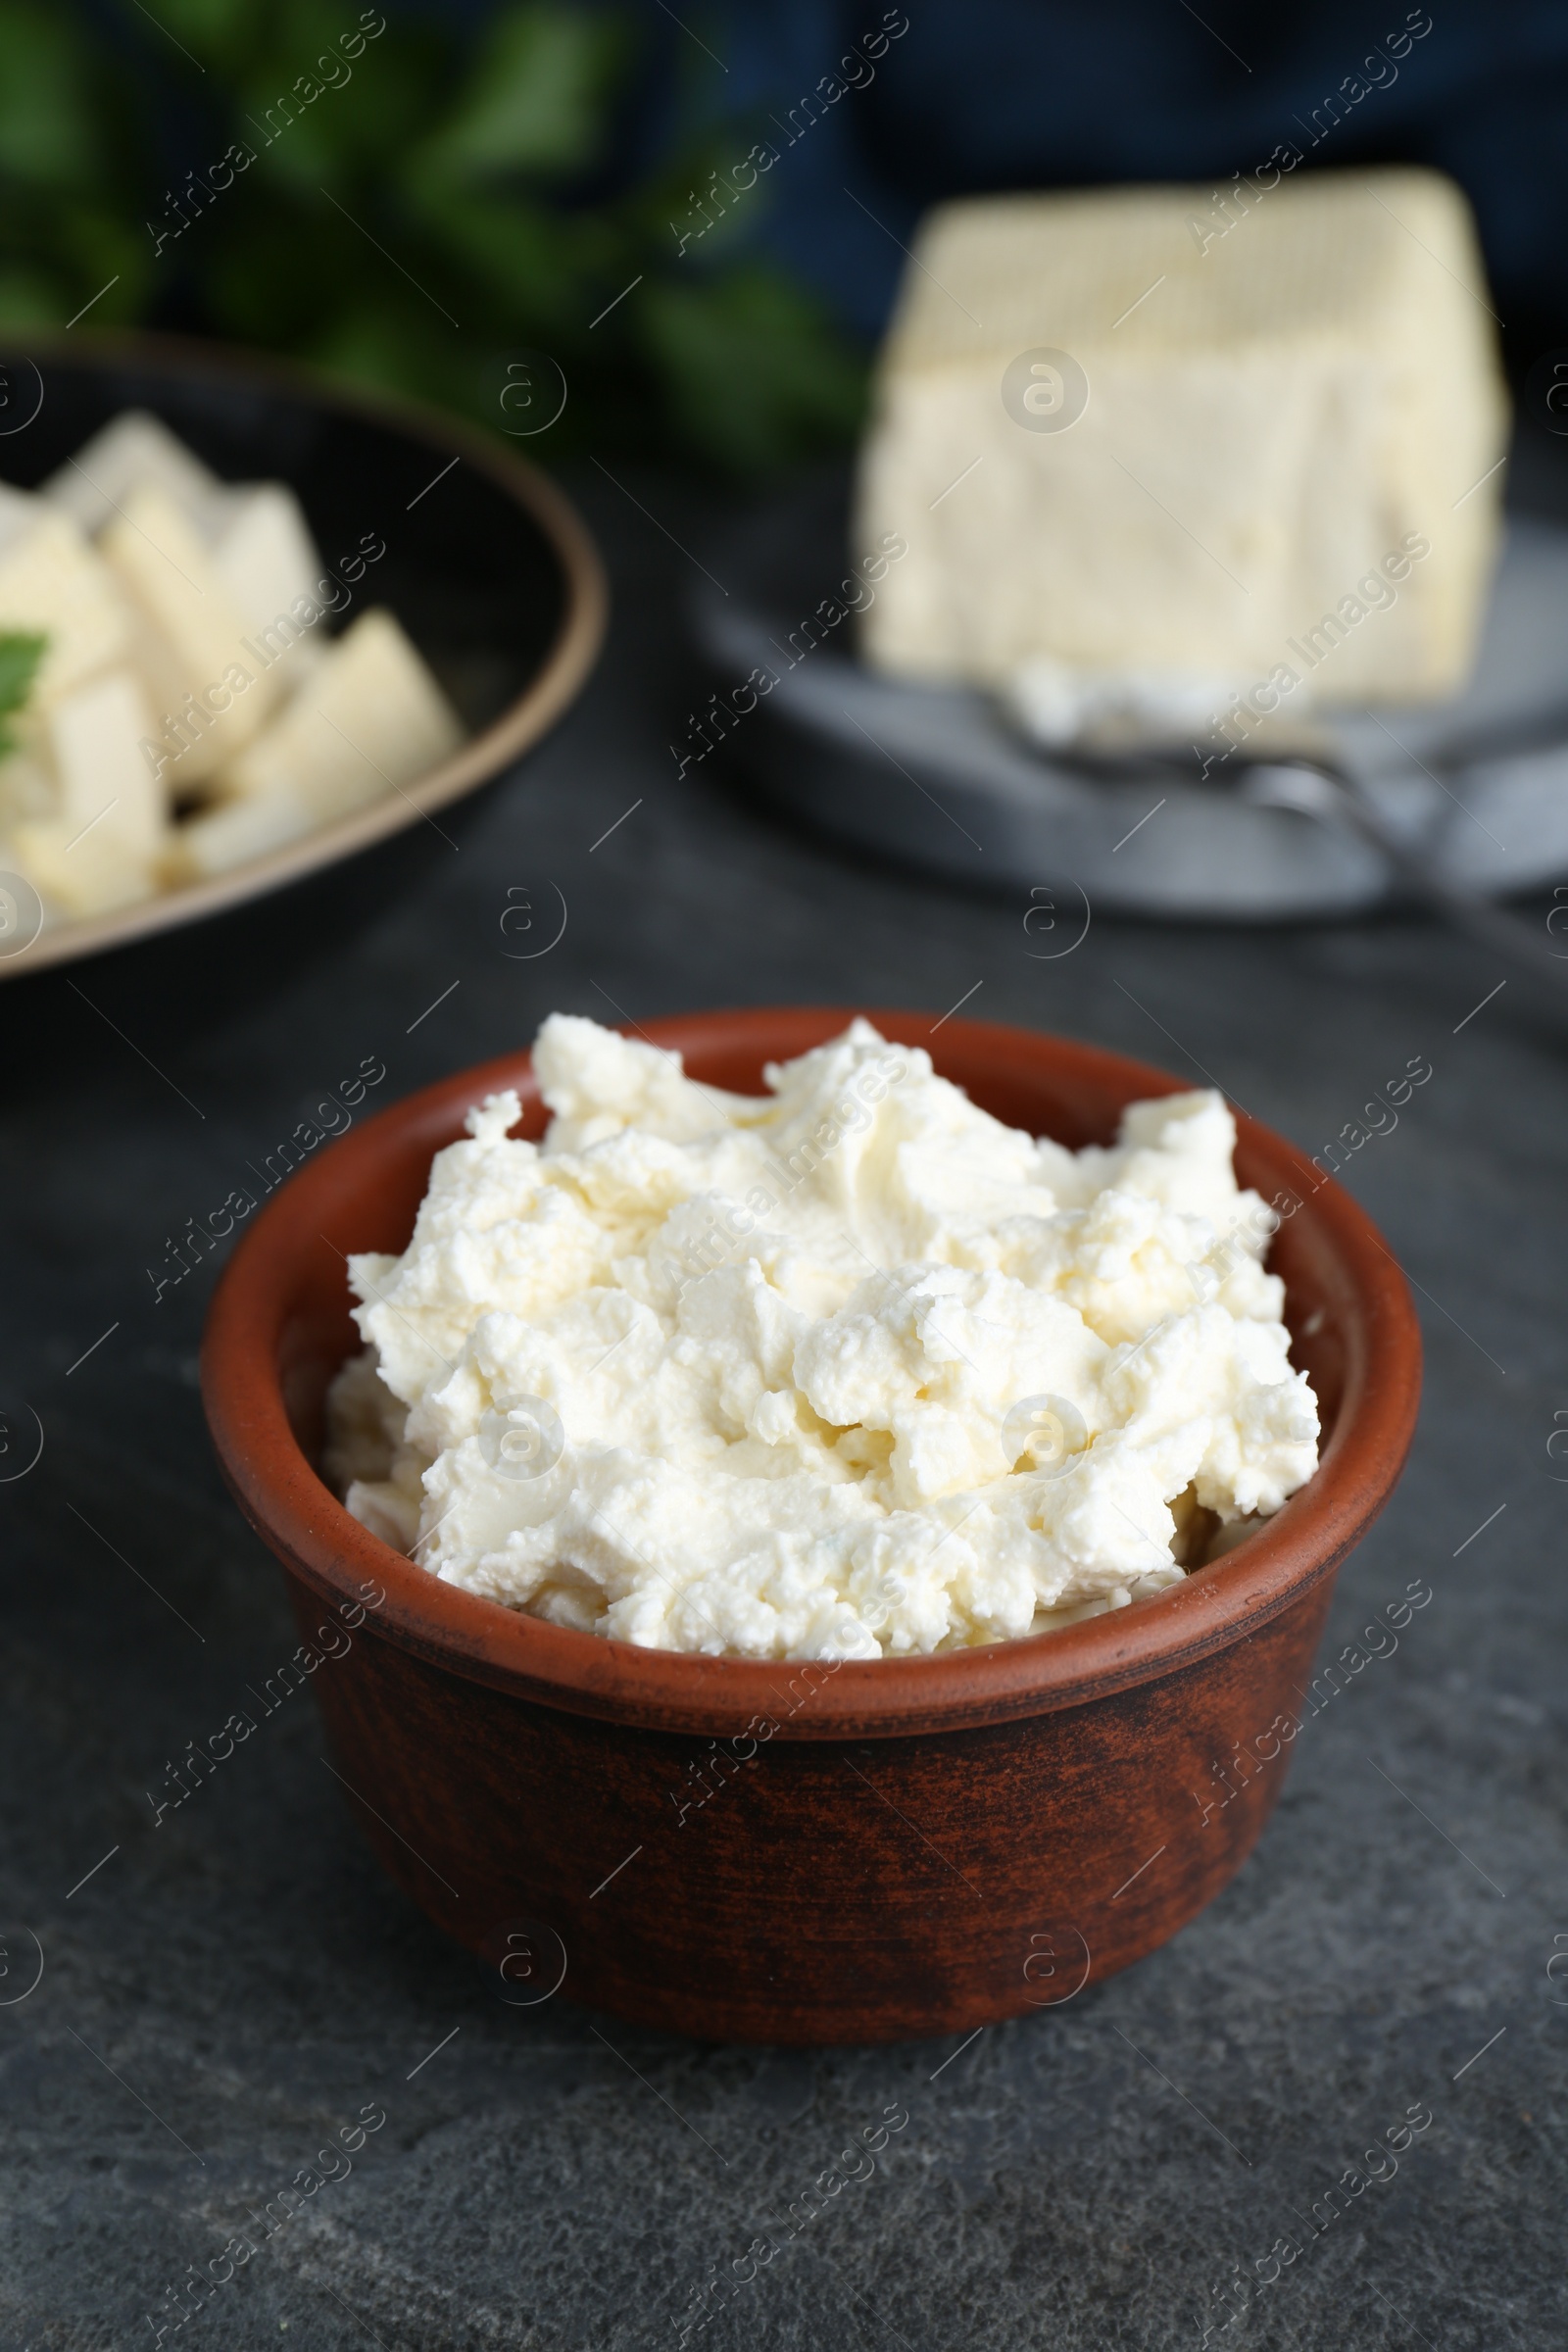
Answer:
[{"left": 326, "top": 1015, "right": 1319, "bottom": 1659}]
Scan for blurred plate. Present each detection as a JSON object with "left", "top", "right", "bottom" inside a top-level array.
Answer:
[
  {"left": 0, "top": 332, "right": 605, "bottom": 978},
  {"left": 688, "top": 469, "right": 1568, "bottom": 919}
]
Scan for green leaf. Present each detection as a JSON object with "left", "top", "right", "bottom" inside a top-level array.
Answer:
[
  {"left": 236, "top": 27, "right": 445, "bottom": 188},
  {"left": 302, "top": 303, "right": 442, "bottom": 402},
  {"left": 637, "top": 267, "right": 866, "bottom": 472},
  {"left": 415, "top": 2, "right": 628, "bottom": 185},
  {"left": 0, "top": 632, "right": 46, "bottom": 758},
  {"left": 57, "top": 203, "right": 156, "bottom": 321},
  {"left": 31, "top": 0, "right": 867, "bottom": 479},
  {"left": 0, "top": 4, "right": 100, "bottom": 187},
  {"left": 0, "top": 266, "right": 67, "bottom": 327},
  {"left": 400, "top": 182, "right": 606, "bottom": 326},
  {"left": 201, "top": 207, "right": 369, "bottom": 347},
  {"left": 133, "top": 0, "right": 263, "bottom": 74}
]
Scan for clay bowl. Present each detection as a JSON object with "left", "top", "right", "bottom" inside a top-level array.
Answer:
[{"left": 202, "top": 1007, "right": 1421, "bottom": 2045}]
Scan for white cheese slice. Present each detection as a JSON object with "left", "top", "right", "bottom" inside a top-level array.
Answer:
[
  {"left": 0, "top": 502, "right": 133, "bottom": 706},
  {"left": 210, "top": 482, "right": 327, "bottom": 645},
  {"left": 164, "top": 787, "right": 318, "bottom": 881},
  {"left": 7, "top": 815, "right": 157, "bottom": 915},
  {"left": 217, "top": 607, "right": 464, "bottom": 820},
  {"left": 0, "top": 746, "right": 55, "bottom": 829},
  {"left": 47, "top": 668, "right": 165, "bottom": 858},
  {"left": 98, "top": 483, "right": 279, "bottom": 781},
  {"left": 0, "top": 481, "right": 40, "bottom": 560},
  {"left": 40, "top": 409, "right": 229, "bottom": 540},
  {"left": 855, "top": 168, "right": 1508, "bottom": 704}
]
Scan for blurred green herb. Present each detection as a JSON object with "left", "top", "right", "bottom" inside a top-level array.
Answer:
[
  {"left": 0, "top": 0, "right": 866, "bottom": 471},
  {"left": 0, "top": 631, "right": 45, "bottom": 757}
]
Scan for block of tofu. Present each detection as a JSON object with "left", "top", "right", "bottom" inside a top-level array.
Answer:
[
  {"left": 47, "top": 669, "right": 165, "bottom": 859},
  {"left": 8, "top": 815, "right": 156, "bottom": 916},
  {"left": 0, "top": 496, "right": 132, "bottom": 705},
  {"left": 99, "top": 484, "right": 279, "bottom": 780},
  {"left": 218, "top": 609, "right": 464, "bottom": 820},
  {"left": 855, "top": 169, "right": 1509, "bottom": 703},
  {"left": 40, "top": 409, "right": 229, "bottom": 540}
]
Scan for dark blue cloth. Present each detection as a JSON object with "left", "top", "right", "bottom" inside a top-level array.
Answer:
[{"left": 694, "top": 1, "right": 1565, "bottom": 361}]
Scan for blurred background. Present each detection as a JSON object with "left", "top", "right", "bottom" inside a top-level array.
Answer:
[{"left": 7, "top": 0, "right": 1565, "bottom": 475}]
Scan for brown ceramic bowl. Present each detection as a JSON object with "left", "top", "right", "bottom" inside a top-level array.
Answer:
[{"left": 202, "top": 1008, "right": 1421, "bottom": 2044}]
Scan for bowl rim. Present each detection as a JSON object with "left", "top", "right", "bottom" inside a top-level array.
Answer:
[
  {"left": 0, "top": 326, "right": 608, "bottom": 981},
  {"left": 201, "top": 1006, "right": 1422, "bottom": 1739}
]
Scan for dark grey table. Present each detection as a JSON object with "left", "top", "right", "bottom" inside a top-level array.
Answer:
[{"left": 4, "top": 470, "right": 1564, "bottom": 2352}]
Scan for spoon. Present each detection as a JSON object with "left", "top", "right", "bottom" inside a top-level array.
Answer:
[{"left": 1083, "top": 740, "right": 1566, "bottom": 999}]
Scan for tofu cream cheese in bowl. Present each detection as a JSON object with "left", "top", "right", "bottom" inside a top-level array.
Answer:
[{"left": 203, "top": 1007, "right": 1421, "bottom": 2044}]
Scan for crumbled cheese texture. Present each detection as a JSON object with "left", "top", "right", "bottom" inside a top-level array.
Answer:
[{"left": 326, "top": 1016, "right": 1319, "bottom": 1660}]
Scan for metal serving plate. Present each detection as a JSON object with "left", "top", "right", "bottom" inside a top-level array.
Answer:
[{"left": 687, "top": 470, "right": 1568, "bottom": 919}]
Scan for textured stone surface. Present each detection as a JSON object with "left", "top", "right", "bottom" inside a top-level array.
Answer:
[{"left": 1, "top": 472, "right": 1564, "bottom": 2351}]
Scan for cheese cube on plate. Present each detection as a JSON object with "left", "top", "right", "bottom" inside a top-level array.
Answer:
[
  {"left": 210, "top": 483, "right": 325, "bottom": 632},
  {"left": 0, "top": 497, "right": 132, "bottom": 704},
  {"left": 164, "top": 788, "right": 318, "bottom": 882},
  {"left": 218, "top": 608, "right": 464, "bottom": 821},
  {"left": 0, "top": 480, "right": 38, "bottom": 556},
  {"left": 207, "top": 482, "right": 330, "bottom": 696},
  {"left": 47, "top": 668, "right": 165, "bottom": 858},
  {"left": 40, "top": 409, "right": 229, "bottom": 540},
  {"left": 855, "top": 168, "right": 1508, "bottom": 703},
  {"left": 0, "top": 747, "right": 55, "bottom": 830},
  {"left": 2, "top": 667, "right": 167, "bottom": 915},
  {"left": 7, "top": 814, "right": 157, "bottom": 916},
  {"left": 99, "top": 483, "right": 279, "bottom": 779}
]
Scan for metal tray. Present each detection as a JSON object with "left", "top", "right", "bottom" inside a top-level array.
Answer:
[{"left": 687, "top": 472, "right": 1568, "bottom": 919}]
